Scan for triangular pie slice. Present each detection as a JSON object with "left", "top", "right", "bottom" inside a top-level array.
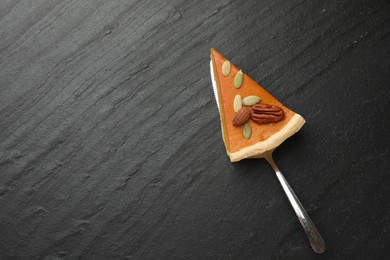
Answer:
[{"left": 210, "top": 48, "right": 305, "bottom": 162}]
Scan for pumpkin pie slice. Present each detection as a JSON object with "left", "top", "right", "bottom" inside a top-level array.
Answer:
[{"left": 210, "top": 48, "right": 305, "bottom": 162}]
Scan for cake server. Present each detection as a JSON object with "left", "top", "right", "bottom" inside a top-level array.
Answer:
[{"left": 210, "top": 60, "right": 326, "bottom": 253}]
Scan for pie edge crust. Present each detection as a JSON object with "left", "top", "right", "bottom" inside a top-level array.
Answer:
[{"left": 226, "top": 113, "right": 305, "bottom": 162}]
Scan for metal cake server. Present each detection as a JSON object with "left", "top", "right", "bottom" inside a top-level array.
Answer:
[
  {"left": 264, "top": 150, "right": 326, "bottom": 253},
  {"left": 210, "top": 60, "right": 326, "bottom": 253}
]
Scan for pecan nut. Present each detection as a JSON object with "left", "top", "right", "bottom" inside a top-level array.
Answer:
[
  {"left": 233, "top": 107, "right": 251, "bottom": 126},
  {"left": 251, "top": 104, "right": 284, "bottom": 124}
]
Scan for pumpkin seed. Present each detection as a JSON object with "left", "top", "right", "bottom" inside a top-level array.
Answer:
[
  {"left": 243, "top": 123, "right": 251, "bottom": 139},
  {"left": 234, "top": 70, "right": 243, "bottom": 88},
  {"left": 233, "top": 95, "right": 242, "bottom": 112},
  {"left": 242, "top": 95, "right": 261, "bottom": 106},
  {"left": 222, "top": 60, "right": 231, "bottom": 76}
]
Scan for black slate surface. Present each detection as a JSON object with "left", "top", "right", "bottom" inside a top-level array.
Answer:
[{"left": 0, "top": 0, "right": 389, "bottom": 259}]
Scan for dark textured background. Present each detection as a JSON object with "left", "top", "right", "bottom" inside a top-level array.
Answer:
[{"left": 0, "top": 0, "right": 389, "bottom": 259}]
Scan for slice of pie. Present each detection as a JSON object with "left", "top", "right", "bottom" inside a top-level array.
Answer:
[{"left": 210, "top": 48, "right": 305, "bottom": 162}]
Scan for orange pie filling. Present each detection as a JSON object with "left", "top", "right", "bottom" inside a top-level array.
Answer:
[{"left": 210, "top": 48, "right": 305, "bottom": 162}]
